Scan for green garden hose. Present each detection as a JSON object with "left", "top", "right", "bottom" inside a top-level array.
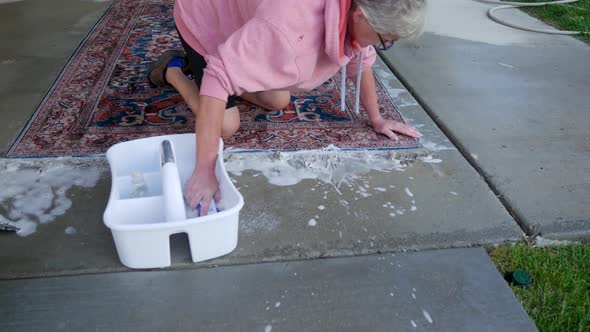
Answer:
[{"left": 477, "top": 0, "right": 588, "bottom": 35}]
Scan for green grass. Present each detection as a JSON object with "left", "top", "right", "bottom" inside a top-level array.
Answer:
[
  {"left": 504, "top": 0, "right": 590, "bottom": 40},
  {"left": 488, "top": 243, "right": 590, "bottom": 332}
]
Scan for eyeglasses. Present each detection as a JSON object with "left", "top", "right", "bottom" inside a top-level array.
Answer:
[{"left": 377, "top": 33, "right": 395, "bottom": 51}]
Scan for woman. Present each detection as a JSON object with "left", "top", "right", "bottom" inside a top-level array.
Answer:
[{"left": 149, "top": 0, "right": 427, "bottom": 214}]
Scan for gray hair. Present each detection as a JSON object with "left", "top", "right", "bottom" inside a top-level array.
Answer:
[{"left": 354, "top": 0, "right": 427, "bottom": 39}]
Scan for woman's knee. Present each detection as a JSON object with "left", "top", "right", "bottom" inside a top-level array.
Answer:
[
  {"left": 258, "top": 91, "right": 291, "bottom": 111},
  {"left": 221, "top": 106, "right": 240, "bottom": 138}
]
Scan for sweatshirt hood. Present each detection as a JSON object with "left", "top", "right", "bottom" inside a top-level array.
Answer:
[{"left": 324, "top": 0, "right": 351, "bottom": 66}]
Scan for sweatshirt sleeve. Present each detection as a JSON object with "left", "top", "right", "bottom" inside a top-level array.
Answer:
[
  {"left": 345, "top": 45, "right": 376, "bottom": 77},
  {"left": 200, "top": 17, "right": 301, "bottom": 102}
]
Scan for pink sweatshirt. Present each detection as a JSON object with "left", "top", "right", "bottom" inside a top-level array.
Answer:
[{"left": 174, "top": 0, "right": 376, "bottom": 103}]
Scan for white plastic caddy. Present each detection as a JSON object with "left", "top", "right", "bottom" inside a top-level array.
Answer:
[{"left": 104, "top": 134, "right": 244, "bottom": 269}]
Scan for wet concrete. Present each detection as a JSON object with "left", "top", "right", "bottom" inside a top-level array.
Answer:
[{"left": 0, "top": 60, "right": 522, "bottom": 278}]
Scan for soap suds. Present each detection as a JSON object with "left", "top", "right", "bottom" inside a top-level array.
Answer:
[
  {"left": 0, "top": 160, "right": 104, "bottom": 237},
  {"left": 1, "top": 217, "right": 36, "bottom": 237},
  {"left": 241, "top": 210, "right": 280, "bottom": 234},
  {"left": 129, "top": 171, "right": 147, "bottom": 198},
  {"left": 372, "top": 71, "right": 420, "bottom": 108},
  {"left": 65, "top": 226, "right": 77, "bottom": 235},
  {"left": 404, "top": 187, "right": 414, "bottom": 197},
  {"left": 420, "top": 156, "right": 443, "bottom": 164},
  {"left": 225, "top": 148, "right": 408, "bottom": 189},
  {"left": 421, "top": 140, "right": 454, "bottom": 152},
  {"left": 224, "top": 149, "right": 423, "bottom": 207}
]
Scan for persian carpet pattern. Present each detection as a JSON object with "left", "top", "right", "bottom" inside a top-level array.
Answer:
[{"left": 6, "top": 0, "right": 420, "bottom": 157}]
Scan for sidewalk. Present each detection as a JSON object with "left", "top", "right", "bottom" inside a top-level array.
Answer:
[
  {"left": 380, "top": 0, "right": 590, "bottom": 240},
  {"left": 2, "top": 0, "right": 584, "bottom": 330},
  {"left": 0, "top": 248, "right": 537, "bottom": 332}
]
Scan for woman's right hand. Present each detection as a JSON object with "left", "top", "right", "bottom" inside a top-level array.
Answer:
[
  {"left": 187, "top": 95, "right": 227, "bottom": 215},
  {"left": 185, "top": 166, "right": 220, "bottom": 216}
]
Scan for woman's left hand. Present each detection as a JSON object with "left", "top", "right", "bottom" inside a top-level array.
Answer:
[{"left": 371, "top": 118, "right": 422, "bottom": 140}]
